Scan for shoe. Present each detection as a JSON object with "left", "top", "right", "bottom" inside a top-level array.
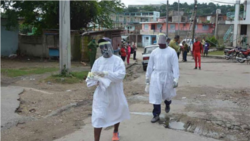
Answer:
[
  {"left": 151, "top": 115, "right": 160, "bottom": 123},
  {"left": 194, "top": 67, "right": 197, "bottom": 69},
  {"left": 112, "top": 132, "right": 119, "bottom": 141},
  {"left": 199, "top": 67, "right": 201, "bottom": 70},
  {"left": 165, "top": 100, "right": 172, "bottom": 113}
]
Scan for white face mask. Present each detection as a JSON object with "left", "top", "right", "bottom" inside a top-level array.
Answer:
[{"left": 99, "top": 42, "right": 113, "bottom": 58}]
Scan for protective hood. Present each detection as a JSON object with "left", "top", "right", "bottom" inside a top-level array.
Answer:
[
  {"left": 158, "top": 33, "right": 167, "bottom": 49},
  {"left": 98, "top": 41, "right": 113, "bottom": 58}
]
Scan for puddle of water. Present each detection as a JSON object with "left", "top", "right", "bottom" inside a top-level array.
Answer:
[
  {"left": 163, "top": 116, "right": 185, "bottom": 130},
  {"left": 168, "top": 121, "right": 185, "bottom": 130}
]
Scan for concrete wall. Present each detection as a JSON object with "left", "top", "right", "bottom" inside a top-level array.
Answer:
[
  {"left": 217, "top": 24, "right": 232, "bottom": 40},
  {"left": 1, "top": 19, "right": 19, "bottom": 56},
  {"left": 18, "top": 35, "right": 45, "bottom": 57},
  {"left": 18, "top": 32, "right": 81, "bottom": 60}
]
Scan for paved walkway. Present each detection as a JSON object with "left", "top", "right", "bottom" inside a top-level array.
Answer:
[
  {"left": 1, "top": 86, "right": 24, "bottom": 129},
  {"left": 55, "top": 114, "right": 219, "bottom": 141}
]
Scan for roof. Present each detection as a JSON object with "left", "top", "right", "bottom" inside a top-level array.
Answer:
[{"left": 81, "top": 29, "right": 124, "bottom": 36}]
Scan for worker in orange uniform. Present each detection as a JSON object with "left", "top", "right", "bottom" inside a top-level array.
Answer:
[{"left": 193, "top": 37, "right": 203, "bottom": 70}]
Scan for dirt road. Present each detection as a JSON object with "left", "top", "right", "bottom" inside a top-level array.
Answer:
[{"left": 1, "top": 53, "right": 250, "bottom": 141}]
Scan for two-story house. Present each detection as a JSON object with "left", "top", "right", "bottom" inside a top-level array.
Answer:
[{"left": 225, "top": 0, "right": 250, "bottom": 47}]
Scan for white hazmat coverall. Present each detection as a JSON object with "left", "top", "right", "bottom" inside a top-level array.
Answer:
[
  {"left": 86, "top": 55, "right": 130, "bottom": 128},
  {"left": 146, "top": 47, "right": 179, "bottom": 105}
]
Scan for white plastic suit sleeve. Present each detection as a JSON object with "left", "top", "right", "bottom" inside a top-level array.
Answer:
[
  {"left": 97, "top": 77, "right": 111, "bottom": 91},
  {"left": 171, "top": 51, "right": 180, "bottom": 81},
  {"left": 145, "top": 51, "right": 154, "bottom": 80},
  {"left": 105, "top": 60, "right": 126, "bottom": 82}
]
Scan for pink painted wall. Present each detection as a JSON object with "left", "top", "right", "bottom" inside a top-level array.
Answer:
[{"left": 141, "top": 23, "right": 214, "bottom": 33}]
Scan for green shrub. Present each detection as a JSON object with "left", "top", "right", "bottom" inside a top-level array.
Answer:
[{"left": 206, "top": 36, "right": 218, "bottom": 47}]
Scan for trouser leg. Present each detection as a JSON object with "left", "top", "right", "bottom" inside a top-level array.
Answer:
[
  {"left": 183, "top": 51, "right": 187, "bottom": 61},
  {"left": 164, "top": 100, "right": 172, "bottom": 113},
  {"left": 90, "top": 56, "right": 95, "bottom": 68},
  {"left": 134, "top": 51, "right": 136, "bottom": 60},
  {"left": 152, "top": 104, "right": 161, "bottom": 117},
  {"left": 198, "top": 53, "right": 201, "bottom": 68},
  {"left": 194, "top": 53, "right": 198, "bottom": 67},
  {"left": 127, "top": 54, "right": 130, "bottom": 64}
]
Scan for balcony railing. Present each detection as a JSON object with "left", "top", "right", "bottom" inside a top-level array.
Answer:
[{"left": 226, "top": 12, "right": 245, "bottom": 21}]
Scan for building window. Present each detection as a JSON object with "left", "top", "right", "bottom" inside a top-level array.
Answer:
[
  {"left": 170, "top": 24, "right": 175, "bottom": 30},
  {"left": 157, "top": 24, "right": 162, "bottom": 29},
  {"left": 202, "top": 25, "right": 209, "bottom": 30},
  {"left": 144, "top": 24, "right": 149, "bottom": 30}
]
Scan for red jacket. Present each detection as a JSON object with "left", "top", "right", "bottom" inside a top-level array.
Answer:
[
  {"left": 193, "top": 41, "right": 203, "bottom": 53},
  {"left": 120, "top": 48, "right": 127, "bottom": 57}
]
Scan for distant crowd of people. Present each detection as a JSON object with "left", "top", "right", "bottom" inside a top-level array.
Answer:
[
  {"left": 168, "top": 35, "right": 210, "bottom": 70},
  {"left": 114, "top": 42, "right": 137, "bottom": 65}
]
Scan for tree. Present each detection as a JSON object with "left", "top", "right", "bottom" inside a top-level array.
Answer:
[
  {"left": 95, "top": 0, "right": 125, "bottom": 29},
  {"left": 1, "top": 0, "right": 125, "bottom": 34},
  {"left": 125, "top": 7, "right": 139, "bottom": 12}
]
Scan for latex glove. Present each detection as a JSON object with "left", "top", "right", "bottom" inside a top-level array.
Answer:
[
  {"left": 173, "top": 78, "right": 178, "bottom": 88},
  {"left": 93, "top": 71, "right": 108, "bottom": 77},
  {"left": 87, "top": 72, "right": 101, "bottom": 81},
  {"left": 145, "top": 83, "right": 149, "bottom": 93}
]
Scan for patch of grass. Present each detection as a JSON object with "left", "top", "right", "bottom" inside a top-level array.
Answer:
[
  {"left": 208, "top": 51, "right": 224, "bottom": 56},
  {"left": 44, "top": 71, "right": 88, "bottom": 84},
  {"left": 1, "top": 67, "right": 58, "bottom": 77}
]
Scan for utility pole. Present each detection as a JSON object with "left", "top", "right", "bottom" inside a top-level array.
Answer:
[
  {"left": 191, "top": 0, "right": 197, "bottom": 44},
  {"left": 178, "top": 0, "right": 180, "bottom": 35},
  {"left": 214, "top": 9, "right": 221, "bottom": 39},
  {"left": 59, "top": 0, "right": 71, "bottom": 74},
  {"left": 166, "top": 0, "right": 169, "bottom": 36}
]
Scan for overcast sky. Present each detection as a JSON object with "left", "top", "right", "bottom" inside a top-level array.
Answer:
[{"left": 121, "top": 0, "right": 236, "bottom": 6}]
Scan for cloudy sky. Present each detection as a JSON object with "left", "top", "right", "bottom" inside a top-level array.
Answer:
[{"left": 121, "top": 0, "right": 237, "bottom": 6}]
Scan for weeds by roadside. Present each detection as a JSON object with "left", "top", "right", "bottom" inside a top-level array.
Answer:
[
  {"left": 1, "top": 67, "right": 58, "bottom": 77},
  {"left": 44, "top": 71, "right": 88, "bottom": 84},
  {"left": 208, "top": 51, "right": 224, "bottom": 56}
]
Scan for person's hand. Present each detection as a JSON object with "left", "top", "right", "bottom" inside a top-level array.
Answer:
[{"left": 173, "top": 78, "right": 178, "bottom": 88}]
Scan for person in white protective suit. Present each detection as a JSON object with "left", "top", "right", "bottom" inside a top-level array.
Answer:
[
  {"left": 145, "top": 33, "right": 179, "bottom": 123},
  {"left": 86, "top": 37, "right": 130, "bottom": 141}
]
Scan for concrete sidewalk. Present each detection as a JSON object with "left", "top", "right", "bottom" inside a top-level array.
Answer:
[
  {"left": 55, "top": 114, "right": 219, "bottom": 141},
  {"left": 1, "top": 86, "right": 24, "bottom": 129}
]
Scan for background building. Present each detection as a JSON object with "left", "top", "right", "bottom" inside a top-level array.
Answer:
[{"left": 225, "top": 0, "right": 250, "bottom": 47}]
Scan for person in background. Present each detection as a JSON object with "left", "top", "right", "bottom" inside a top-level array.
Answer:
[
  {"left": 193, "top": 37, "right": 203, "bottom": 70},
  {"left": 120, "top": 45, "right": 126, "bottom": 62},
  {"left": 88, "top": 39, "right": 98, "bottom": 68},
  {"left": 117, "top": 44, "right": 121, "bottom": 56},
  {"left": 201, "top": 37, "right": 206, "bottom": 50},
  {"left": 133, "top": 42, "right": 137, "bottom": 60},
  {"left": 113, "top": 44, "right": 120, "bottom": 56},
  {"left": 169, "top": 35, "right": 181, "bottom": 59},
  {"left": 86, "top": 37, "right": 130, "bottom": 141},
  {"left": 182, "top": 41, "right": 188, "bottom": 62},
  {"left": 166, "top": 38, "right": 171, "bottom": 44},
  {"left": 145, "top": 33, "right": 179, "bottom": 123},
  {"left": 127, "top": 42, "right": 131, "bottom": 65},
  {"left": 204, "top": 41, "right": 210, "bottom": 57}
]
